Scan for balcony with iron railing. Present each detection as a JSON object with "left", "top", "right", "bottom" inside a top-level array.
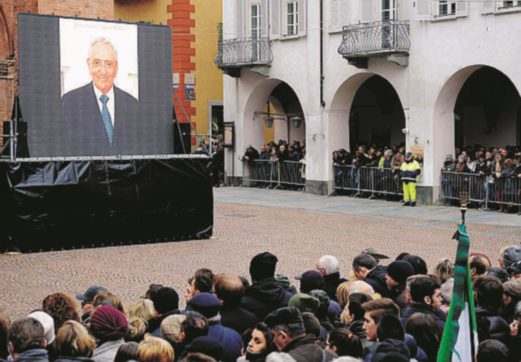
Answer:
[
  {"left": 215, "top": 37, "right": 273, "bottom": 77},
  {"left": 338, "top": 20, "right": 410, "bottom": 68}
]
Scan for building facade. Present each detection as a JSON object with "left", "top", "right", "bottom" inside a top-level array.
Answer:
[
  {"left": 219, "top": 0, "right": 521, "bottom": 203},
  {"left": 115, "top": 0, "right": 223, "bottom": 150}
]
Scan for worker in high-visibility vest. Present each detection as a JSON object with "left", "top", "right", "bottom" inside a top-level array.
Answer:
[{"left": 400, "top": 152, "right": 422, "bottom": 206}]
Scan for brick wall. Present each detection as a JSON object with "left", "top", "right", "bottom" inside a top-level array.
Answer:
[
  {"left": 168, "top": 0, "right": 196, "bottom": 128},
  {"left": 38, "top": 0, "right": 113, "bottom": 19}
]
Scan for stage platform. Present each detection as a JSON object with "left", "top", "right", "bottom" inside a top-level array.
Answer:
[{"left": 0, "top": 155, "right": 213, "bottom": 252}]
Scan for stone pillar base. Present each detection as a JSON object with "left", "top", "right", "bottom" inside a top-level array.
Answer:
[
  {"left": 416, "top": 185, "right": 434, "bottom": 205},
  {"left": 305, "top": 180, "right": 328, "bottom": 195}
]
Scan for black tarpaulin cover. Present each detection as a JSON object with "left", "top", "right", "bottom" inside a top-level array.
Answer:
[{"left": 0, "top": 158, "right": 213, "bottom": 252}]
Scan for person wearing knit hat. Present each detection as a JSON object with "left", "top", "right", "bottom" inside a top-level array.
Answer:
[
  {"left": 241, "top": 252, "right": 293, "bottom": 321},
  {"left": 187, "top": 292, "right": 241, "bottom": 362},
  {"left": 386, "top": 261, "right": 415, "bottom": 286},
  {"left": 385, "top": 260, "right": 415, "bottom": 313},
  {"left": 249, "top": 252, "right": 279, "bottom": 282},
  {"left": 187, "top": 293, "right": 222, "bottom": 319},
  {"left": 28, "top": 311, "right": 55, "bottom": 345},
  {"left": 90, "top": 305, "right": 128, "bottom": 362},
  {"left": 295, "top": 270, "right": 324, "bottom": 294},
  {"left": 500, "top": 245, "right": 521, "bottom": 269},
  {"left": 288, "top": 294, "right": 320, "bottom": 314}
]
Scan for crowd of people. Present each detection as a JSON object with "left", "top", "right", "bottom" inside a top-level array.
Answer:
[
  {"left": 1, "top": 246, "right": 521, "bottom": 362},
  {"left": 443, "top": 145, "right": 521, "bottom": 176},
  {"left": 241, "top": 140, "right": 306, "bottom": 165},
  {"left": 332, "top": 144, "right": 415, "bottom": 171}
]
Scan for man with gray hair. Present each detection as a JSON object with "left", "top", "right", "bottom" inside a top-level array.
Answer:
[
  {"left": 61, "top": 37, "right": 139, "bottom": 156},
  {"left": 315, "top": 255, "right": 347, "bottom": 301}
]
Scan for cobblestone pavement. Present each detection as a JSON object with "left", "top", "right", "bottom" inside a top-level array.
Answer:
[{"left": 1, "top": 187, "right": 520, "bottom": 319}]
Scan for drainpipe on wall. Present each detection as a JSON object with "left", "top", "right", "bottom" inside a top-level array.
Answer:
[{"left": 320, "top": 0, "right": 325, "bottom": 108}]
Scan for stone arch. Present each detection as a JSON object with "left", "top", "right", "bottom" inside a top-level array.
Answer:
[
  {"left": 432, "top": 65, "right": 520, "bottom": 183},
  {"left": 242, "top": 77, "right": 306, "bottom": 149},
  {"left": 328, "top": 72, "right": 406, "bottom": 154}
]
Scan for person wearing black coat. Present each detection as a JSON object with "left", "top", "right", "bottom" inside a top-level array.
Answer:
[
  {"left": 352, "top": 254, "right": 388, "bottom": 298},
  {"left": 365, "top": 266, "right": 388, "bottom": 298},
  {"left": 214, "top": 274, "right": 259, "bottom": 335},
  {"left": 241, "top": 252, "right": 294, "bottom": 320},
  {"left": 474, "top": 276, "right": 510, "bottom": 344}
]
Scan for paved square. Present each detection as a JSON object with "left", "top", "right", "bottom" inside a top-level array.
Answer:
[{"left": 1, "top": 187, "right": 520, "bottom": 319}]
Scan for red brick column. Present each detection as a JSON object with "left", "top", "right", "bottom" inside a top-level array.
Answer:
[{"left": 167, "top": 0, "right": 196, "bottom": 130}]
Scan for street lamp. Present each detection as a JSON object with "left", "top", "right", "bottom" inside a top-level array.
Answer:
[
  {"left": 290, "top": 115, "right": 302, "bottom": 129},
  {"left": 264, "top": 116, "right": 274, "bottom": 128}
]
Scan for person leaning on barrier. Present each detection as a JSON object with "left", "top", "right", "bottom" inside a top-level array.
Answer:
[
  {"left": 241, "top": 146, "right": 260, "bottom": 165},
  {"left": 399, "top": 152, "right": 421, "bottom": 207}
]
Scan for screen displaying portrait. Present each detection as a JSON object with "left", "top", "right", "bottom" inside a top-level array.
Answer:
[{"left": 18, "top": 14, "right": 174, "bottom": 157}]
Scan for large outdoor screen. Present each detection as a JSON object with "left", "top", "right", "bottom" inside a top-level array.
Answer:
[{"left": 18, "top": 14, "right": 174, "bottom": 157}]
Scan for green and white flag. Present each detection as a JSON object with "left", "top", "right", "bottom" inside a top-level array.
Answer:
[{"left": 437, "top": 223, "right": 478, "bottom": 362}]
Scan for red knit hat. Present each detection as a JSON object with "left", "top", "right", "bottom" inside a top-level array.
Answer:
[{"left": 90, "top": 305, "right": 128, "bottom": 341}]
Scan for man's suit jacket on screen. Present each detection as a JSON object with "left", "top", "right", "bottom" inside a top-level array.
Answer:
[{"left": 61, "top": 83, "right": 139, "bottom": 156}]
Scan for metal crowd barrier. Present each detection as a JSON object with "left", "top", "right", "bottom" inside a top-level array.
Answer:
[
  {"left": 440, "top": 171, "right": 521, "bottom": 209},
  {"left": 333, "top": 165, "right": 403, "bottom": 197},
  {"left": 243, "top": 160, "right": 305, "bottom": 189}
]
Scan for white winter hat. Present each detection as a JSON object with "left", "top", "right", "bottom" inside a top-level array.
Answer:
[{"left": 28, "top": 311, "right": 55, "bottom": 344}]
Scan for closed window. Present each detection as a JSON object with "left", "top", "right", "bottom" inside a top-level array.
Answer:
[
  {"left": 251, "top": 3, "right": 261, "bottom": 39},
  {"left": 438, "top": 0, "right": 456, "bottom": 16},
  {"left": 286, "top": 1, "right": 299, "bottom": 36},
  {"left": 502, "top": 1, "right": 521, "bottom": 7}
]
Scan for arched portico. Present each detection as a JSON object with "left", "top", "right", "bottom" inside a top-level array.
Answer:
[
  {"left": 242, "top": 78, "right": 306, "bottom": 150},
  {"left": 433, "top": 65, "right": 521, "bottom": 190}
]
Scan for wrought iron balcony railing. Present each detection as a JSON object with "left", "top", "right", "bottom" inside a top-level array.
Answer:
[
  {"left": 338, "top": 20, "right": 410, "bottom": 60},
  {"left": 215, "top": 37, "right": 273, "bottom": 75}
]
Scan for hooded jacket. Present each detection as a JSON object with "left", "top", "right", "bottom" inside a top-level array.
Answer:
[
  {"left": 323, "top": 272, "right": 347, "bottom": 301},
  {"left": 364, "top": 265, "right": 388, "bottom": 298},
  {"left": 241, "top": 278, "right": 293, "bottom": 320}
]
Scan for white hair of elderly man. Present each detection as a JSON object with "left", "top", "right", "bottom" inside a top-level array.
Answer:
[
  {"left": 318, "top": 255, "right": 340, "bottom": 275},
  {"left": 349, "top": 280, "right": 375, "bottom": 296}
]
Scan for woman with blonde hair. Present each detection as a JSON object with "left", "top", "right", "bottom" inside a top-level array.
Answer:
[
  {"left": 54, "top": 320, "right": 96, "bottom": 361},
  {"left": 92, "top": 291, "right": 127, "bottom": 315},
  {"left": 137, "top": 336, "right": 174, "bottom": 362},
  {"left": 336, "top": 282, "right": 352, "bottom": 309},
  {"left": 129, "top": 299, "right": 156, "bottom": 321}
]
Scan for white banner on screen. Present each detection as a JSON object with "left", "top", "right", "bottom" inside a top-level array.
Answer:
[{"left": 60, "top": 18, "right": 138, "bottom": 99}]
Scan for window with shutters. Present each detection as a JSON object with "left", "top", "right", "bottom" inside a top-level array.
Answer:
[
  {"left": 502, "top": 1, "right": 521, "bottom": 7},
  {"left": 251, "top": 3, "right": 261, "bottom": 39},
  {"left": 437, "top": 0, "right": 456, "bottom": 16},
  {"left": 429, "top": 0, "right": 467, "bottom": 19},
  {"left": 285, "top": 0, "right": 299, "bottom": 36},
  {"left": 329, "top": 0, "right": 350, "bottom": 33},
  {"left": 498, "top": 0, "right": 521, "bottom": 9},
  {"left": 482, "top": 0, "right": 521, "bottom": 14}
]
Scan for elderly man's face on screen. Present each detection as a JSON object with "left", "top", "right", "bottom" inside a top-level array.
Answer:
[{"left": 87, "top": 41, "right": 118, "bottom": 94}]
